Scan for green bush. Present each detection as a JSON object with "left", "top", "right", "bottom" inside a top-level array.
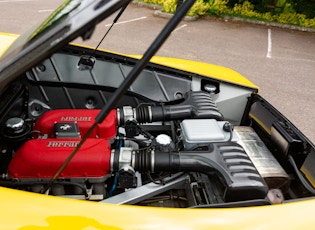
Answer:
[
  {"left": 208, "top": 0, "right": 230, "bottom": 16},
  {"left": 139, "top": 0, "right": 315, "bottom": 28},
  {"left": 160, "top": 0, "right": 212, "bottom": 16},
  {"left": 188, "top": 0, "right": 211, "bottom": 16},
  {"left": 161, "top": 0, "right": 177, "bottom": 13},
  {"left": 229, "top": 1, "right": 315, "bottom": 27},
  {"left": 276, "top": 12, "right": 315, "bottom": 27},
  {"left": 142, "top": 0, "right": 165, "bottom": 5}
]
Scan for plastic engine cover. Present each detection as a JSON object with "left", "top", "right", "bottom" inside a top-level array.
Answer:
[
  {"left": 33, "top": 109, "right": 117, "bottom": 139},
  {"left": 8, "top": 138, "right": 111, "bottom": 179}
]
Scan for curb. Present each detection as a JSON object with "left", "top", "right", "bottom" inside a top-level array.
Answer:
[
  {"left": 222, "top": 15, "right": 315, "bottom": 33},
  {"left": 154, "top": 10, "right": 199, "bottom": 21},
  {"left": 132, "top": 1, "right": 162, "bottom": 10}
]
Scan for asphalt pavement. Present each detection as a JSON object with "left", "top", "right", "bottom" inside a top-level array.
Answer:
[{"left": 0, "top": 0, "right": 314, "bottom": 143}]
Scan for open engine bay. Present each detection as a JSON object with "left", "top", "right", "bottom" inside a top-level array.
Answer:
[{"left": 0, "top": 48, "right": 314, "bottom": 208}]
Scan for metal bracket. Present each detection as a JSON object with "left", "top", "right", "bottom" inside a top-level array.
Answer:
[{"left": 100, "top": 173, "right": 189, "bottom": 204}]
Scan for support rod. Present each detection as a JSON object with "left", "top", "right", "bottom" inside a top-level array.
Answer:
[
  {"left": 95, "top": 0, "right": 196, "bottom": 123},
  {"left": 43, "top": 0, "right": 196, "bottom": 193}
]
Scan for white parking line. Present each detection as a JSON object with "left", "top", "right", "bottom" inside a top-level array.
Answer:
[
  {"left": 105, "top": 16, "right": 147, "bottom": 27},
  {"left": 38, "top": 9, "right": 54, "bottom": 13},
  {"left": 267, "top": 28, "right": 272, "bottom": 58},
  {"left": 173, "top": 24, "right": 187, "bottom": 33}
]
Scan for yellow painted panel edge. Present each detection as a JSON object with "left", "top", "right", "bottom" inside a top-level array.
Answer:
[
  {"left": 0, "top": 32, "right": 19, "bottom": 57},
  {"left": 249, "top": 112, "right": 271, "bottom": 135},
  {"left": 145, "top": 55, "right": 259, "bottom": 91}
]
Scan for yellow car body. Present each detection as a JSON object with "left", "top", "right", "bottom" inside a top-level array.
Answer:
[
  {"left": 1, "top": 186, "right": 315, "bottom": 229},
  {"left": 0, "top": 29, "right": 314, "bottom": 230},
  {"left": 0, "top": 1, "right": 315, "bottom": 229}
]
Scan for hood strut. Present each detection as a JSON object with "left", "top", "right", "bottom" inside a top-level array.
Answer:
[{"left": 43, "top": 0, "right": 197, "bottom": 194}]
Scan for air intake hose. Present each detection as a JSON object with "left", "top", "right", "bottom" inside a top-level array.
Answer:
[
  {"left": 111, "top": 142, "right": 268, "bottom": 201},
  {"left": 117, "top": 91, "right": 223, "bottom": 125}
]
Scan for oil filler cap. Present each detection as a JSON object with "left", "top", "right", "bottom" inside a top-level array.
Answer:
[
  {"left": 3, "top": 117, "right": 31, "bottom": 148},
  {"left": 5, "top": 117, "right": 26, "bottom": 134}
]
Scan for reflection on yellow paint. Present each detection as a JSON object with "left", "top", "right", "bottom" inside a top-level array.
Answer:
[{"left": 19, "top": 216, "right": 121, "bottom": 230}]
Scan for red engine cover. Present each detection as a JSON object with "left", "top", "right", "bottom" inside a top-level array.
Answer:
[
  {"left": 33, "top": 109, "right": 117, "bottom": 139},
  {"left": 8, "top": 139, "right": 111, "bottom": 179}
]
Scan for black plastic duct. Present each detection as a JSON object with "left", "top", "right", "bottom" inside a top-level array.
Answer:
[
  {"left": 117, "top": 91, "right": 223, "bottom": 125},
  {"left": 112, "top": 142, "right": 268, "bottom": 202}
]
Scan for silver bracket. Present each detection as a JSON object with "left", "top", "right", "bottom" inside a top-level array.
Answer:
[{"left": 100, "top": 173, "right": 189, "bottom": 205}]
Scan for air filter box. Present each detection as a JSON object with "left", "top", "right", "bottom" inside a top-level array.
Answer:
[{"left": 180, "top": 119, "right": 237, "bottom": 150}]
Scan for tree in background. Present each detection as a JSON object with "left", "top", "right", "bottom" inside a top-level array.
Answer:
[
  {"left": 227, "top": 0, "right": 315, "bottom": 17},
  {"left": 289, "top": 0, "right": 315, "bottom": 18}
]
